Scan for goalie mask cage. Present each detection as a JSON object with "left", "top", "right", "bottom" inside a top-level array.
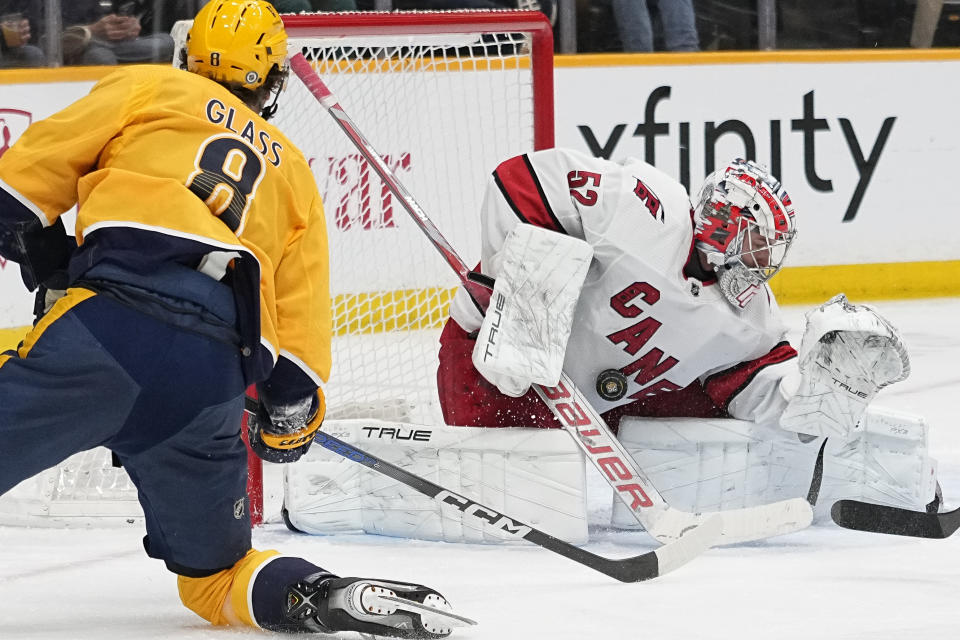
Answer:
[{"left": 0, "top": 10, "right": 554, "bottom": 528}]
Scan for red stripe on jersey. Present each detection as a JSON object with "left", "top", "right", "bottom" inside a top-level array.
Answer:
[
  {"left": 703, "top": 341, "right": 797, "bottom": 412},
  {"left": 493, "top": 154, "right": 565, "bottom": 233}
]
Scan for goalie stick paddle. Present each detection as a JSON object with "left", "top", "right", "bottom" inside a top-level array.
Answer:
[
  {"left": 831, "top": 500, "right": 960, "bottom": 539},
  {"left": 287, "top": 53, "right": 808, "bottom": 546},
  {"left": 244, "top": 397, "right": 719, "bottom": 582}
]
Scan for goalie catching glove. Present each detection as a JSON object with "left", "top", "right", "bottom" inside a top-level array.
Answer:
[
  {"left": 248, "top": 388, "right": 325, "bottom": 463},
  {"left": 780, "top": 294, "right": 909, "bottom": 440}
]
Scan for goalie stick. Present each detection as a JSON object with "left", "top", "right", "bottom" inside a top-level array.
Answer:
[
  {"left": 244, "top": 397, "right": 719, "bottom": 582},
  {"left": 288, "top": 53, "right": 812, "bottom": 546},
  {"left": 831, "top": 500, "right": 960, "bottom": 539}
]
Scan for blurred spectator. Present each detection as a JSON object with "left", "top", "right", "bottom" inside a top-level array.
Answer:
[
  {"left": 693, "top": 0, "right": 755, "bottom": 50},
  {"left": 272, "top": 0, "right": 311, "bottom": 11},
  {"left": 393, "top": 0, "right": 510, "bottom": 9},
  {"left": 614, "top": 0, "right": 699, "bottom": 52},
  {"left": 0, "top": 0, "right": 44, "bottom": 68},
  {"left": 516, "top": 0, "right": 556, "bottom": 26},
  {"left": 390, "top": 0, "right": 555, "bottom": 25},
  {"left": 61, "top": 1, "right": 175, "bottom": 65},
  {"left": 309, "top": 0, "right": 358, "bottom": 10}
]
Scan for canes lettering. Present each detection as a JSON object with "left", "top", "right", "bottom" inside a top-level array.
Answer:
[{"left": 606, "top": 281, "right": 681, "bottom": 398}]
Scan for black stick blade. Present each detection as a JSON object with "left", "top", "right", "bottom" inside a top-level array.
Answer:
[{"left": 831, "top": 500, "right": 960, "bottom": 539}]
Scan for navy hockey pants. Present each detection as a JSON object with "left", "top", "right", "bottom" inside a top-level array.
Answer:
[{"left": 0, "top": 283, "right": 251, "bottom": 575}]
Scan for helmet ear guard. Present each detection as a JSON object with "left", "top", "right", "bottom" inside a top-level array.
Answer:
[
  {"left": 694, "top": 159, "right": 797, "bottom": 308},
  {"left": 257, "top": 61, "right": 290, "bottom": 121}
]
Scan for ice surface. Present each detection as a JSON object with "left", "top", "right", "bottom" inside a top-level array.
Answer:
[{"left": 1, "top": 298, "right": 958, "bottom": 639}]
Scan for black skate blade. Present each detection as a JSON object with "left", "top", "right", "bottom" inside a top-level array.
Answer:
[
  {"left": 831, "top": 500, "right": 960, "bottom": 539},
  {"left": 375, "top": 594, "right": 477, "bottom": 627}
]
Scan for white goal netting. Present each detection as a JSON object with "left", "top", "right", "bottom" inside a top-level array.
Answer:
[
  {"left": 281, "top": 13, "right": 550, "bottom": 425},
  {"left": 0, "top": 10, "right": 553, "bottom": 527}
]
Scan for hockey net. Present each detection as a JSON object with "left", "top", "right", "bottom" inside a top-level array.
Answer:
[{"left": 0, "top": 10, "right": 553, "bottom": 528}]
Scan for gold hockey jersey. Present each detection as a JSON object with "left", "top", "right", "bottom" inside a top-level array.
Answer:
[{"left": 0, "top": 64, "right": 330, "bottom": 390}]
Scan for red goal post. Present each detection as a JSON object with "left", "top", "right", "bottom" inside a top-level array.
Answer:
[{"left": 0, "top": 10, "right": 555, "bottom": 529}]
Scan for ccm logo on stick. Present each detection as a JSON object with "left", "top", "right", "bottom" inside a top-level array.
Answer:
[
  {"left": 541, "top": 382, "right": 654, "bottom": 510},
  {"left": 437, "top": 491, "right": 532, "bottom": 537}
]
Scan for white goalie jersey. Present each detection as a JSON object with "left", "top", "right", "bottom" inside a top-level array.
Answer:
[{"left": 448, "top": 148, "right": 797, "bottom": 422}]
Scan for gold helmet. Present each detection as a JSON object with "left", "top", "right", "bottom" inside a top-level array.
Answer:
[{"left": 185, "top": 1, "right": 287, "bottom": 92}]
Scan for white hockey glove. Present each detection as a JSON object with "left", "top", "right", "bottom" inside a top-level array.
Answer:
[
  {"left": 472, "top": 223, "right": 593, "bottom": 398},
  {"left": 780, "top": 294, "right": 909, "bottom": 440}
]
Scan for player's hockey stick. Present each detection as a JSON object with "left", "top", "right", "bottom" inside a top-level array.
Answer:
[
  {"left": 831, "top": 500, "right": 960, "bottom": 539},
  {"left": 289, "top": 53, "right": 810, "bottom": 546},
  {"left": 244, "top": 397, "right": 718, "bottom": 582}
]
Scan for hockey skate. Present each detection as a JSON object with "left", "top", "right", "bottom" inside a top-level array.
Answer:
[{"left": 283, "top": 573, "right": 476, "bottom": 638}]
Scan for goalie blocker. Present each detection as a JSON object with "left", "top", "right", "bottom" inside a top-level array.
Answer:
[{"left": 470, "top": 223, "right": 593, "bottom": 398}]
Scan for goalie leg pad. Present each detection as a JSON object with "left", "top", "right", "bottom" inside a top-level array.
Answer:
[
  {"left": 611, "top": 417, "right": 815, "bottom": 529},
  {"left": 284, "top": 419, "right": 588, "bottom": 544},
  {"left": 611, "top": 407, "right": 937, "bottom": 526},
  {"left": 825, "top": 407, "right": 937, "bottom": 514}
]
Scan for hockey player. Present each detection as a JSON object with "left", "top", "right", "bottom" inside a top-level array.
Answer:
[
  {"left": 281, "top": 150, "right": 934, "bottom": 543},
  {"left": 439, "top": 151, "right": 799, "bottom": 428},
  {"left": 0, "top": 1, "right": 466, "bottom": 636},
  {"left": 435, "top": 148, "right": 936, "bottom": 524}
]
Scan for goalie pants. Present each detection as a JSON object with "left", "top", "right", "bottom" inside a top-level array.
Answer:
[
  {"left": 436, "top": 318, "right": 724, "bottom": 429},
  {"left": 0, "top": 263, "right": 251, "bottom": 576}
]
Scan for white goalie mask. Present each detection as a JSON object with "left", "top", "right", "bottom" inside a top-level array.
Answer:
[{"left": 694, "top": 159, "right": 797, "bottom": 309}]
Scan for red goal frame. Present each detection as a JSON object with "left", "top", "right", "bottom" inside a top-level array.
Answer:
[
  {"left": 244, "top": 10, "right": 556, "bottom": 526},
  {"left": 282, "top": 10, "right": 555, "bottom": 151}
]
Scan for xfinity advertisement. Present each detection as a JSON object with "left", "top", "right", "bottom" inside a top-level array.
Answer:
[{"left": 554, "top": 58, "right": 959, "bottom": 266}]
